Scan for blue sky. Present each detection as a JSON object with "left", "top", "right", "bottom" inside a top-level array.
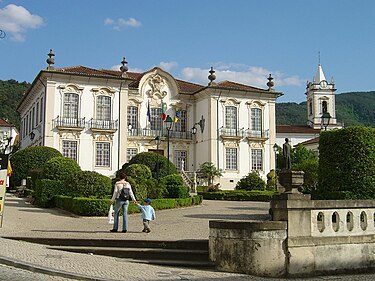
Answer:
[{"left": 0, "top": 0, "right": 374, "bottom": 102}]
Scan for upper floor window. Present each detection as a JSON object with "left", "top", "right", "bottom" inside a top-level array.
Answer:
[
  {"left": 225, "top": 106, "right": 237, "bottom": 129},
  {"left": 151, "top": 108, "right": 162, "bottom": 130},
  {"left": 251, "top": 108, "right": 262, "bottom": 133},
  {"left": 174, "top": 110, "right": 187, "bottom": 132},
  {"left": 97, "top": 96, "right": 111, "bottom": 120},
  {"left": 225, "top": 147, "right": 238, "bottom": 170},
  {"left": 127, "top": 106, "right": 138, "bottom": 129},
  {"left": 62, "top": 140, "right": 78, "bottom": 161},
  {"left": 322, "top": 101, "right": 328, "bottom": 113},
  {"left": 63, "top": 93, "right": 79, "bottom": 118},
  {"left": 127, "top": 148, "right": 138, "bottom": 162}
]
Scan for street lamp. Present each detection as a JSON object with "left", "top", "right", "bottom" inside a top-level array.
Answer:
[
  {"left": 321, "top": 112, "right": 331, "bottom": 131},
  {"left": 191, "top": 115, "right": 205, "bottom": 135},
  {"left": 164, "top": 115, "right": 174, "bottom": 173},
  {"left": 154, "top": 136, "right": 161, "bottom": 182}
]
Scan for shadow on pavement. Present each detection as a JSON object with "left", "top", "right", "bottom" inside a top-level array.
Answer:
[{"left": 184, "top": 213, "right": 271, "bottom": 220}]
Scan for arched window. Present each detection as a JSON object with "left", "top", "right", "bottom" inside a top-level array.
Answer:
[{"left": 322, "top": 101, "right": 328, "bottom": 113}]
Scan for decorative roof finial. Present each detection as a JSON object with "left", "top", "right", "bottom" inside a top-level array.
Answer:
[
  {"left": 120, "top": 57, "right": 128, "bottom": 77},
  {"left": 208, "top": 67, "right": 216, "bottom": 86},
  {"left": 46, "top": 49, "right": 55, "bottom": 70},
  {"left": 267, "top": 74, "right": 274, "bottom": 91}
]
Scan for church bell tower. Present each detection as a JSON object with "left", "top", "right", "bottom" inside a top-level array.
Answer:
[{"left": 305, "top": 64, "right": 339, "bottom": 129}]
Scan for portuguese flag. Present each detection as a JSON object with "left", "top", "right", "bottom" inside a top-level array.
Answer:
[{"left": 161, "top": 101, "right": 166, "bottom": 121}]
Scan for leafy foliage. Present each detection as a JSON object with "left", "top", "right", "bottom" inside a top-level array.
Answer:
[
  {"left": 64, "top": 170, "right": 112, "bottom": 198},
  {"left": 197, "top": 162, "right": 222, "bottom": 186},
  {"left": 122, "top": 152, "right": 177, "bottom": 179},
  {"left": 0, "top": 79, "right": 30, "bottom": 129},
  {"left": 34, "top": 179, "right": 64, "bottom": 207},
  {"left": 317, "top": 127, "right": 375, "bottom": 199},
  {"left": 235, "top": 171, "right": 266, "bottom": 191},
  {"left": 10, "top": 146, "right": 62, "bottom": 186},
  {"left": 198, "top": 190, "right": 277, "bottom": 201},
  {"left": 160, "top": 174, "right": 189, "bottom": 198},
  {"left": 43, "top": 156, "right": 81, "bottom": 182},
  {"left": 124, "top": 164, "right": 152, "bottom": 200}
]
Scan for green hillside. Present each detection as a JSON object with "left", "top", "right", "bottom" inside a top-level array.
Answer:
[
  {"left": 0, "top": 79, "right": 30, "bottom": 129},
  {"left": 276, "top": 91, "right": 375, "bottom": 127}
]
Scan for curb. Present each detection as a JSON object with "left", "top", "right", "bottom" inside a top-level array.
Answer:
[{"left": 0, "top": 255, "right": 117, "bottom": 281}]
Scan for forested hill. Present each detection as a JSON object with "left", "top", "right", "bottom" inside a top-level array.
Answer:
[
  {"left": 0, "top": 79, "right": 30, "bottom": 129},
  {"left": 276, "top": 91, "right": 375, "bottom": 127},
  {"left": 0, "top": 79, "right": 374, "bottom": 130}
]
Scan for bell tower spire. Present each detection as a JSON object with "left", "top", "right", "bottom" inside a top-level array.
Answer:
[{"left": 305, "top": 64, "right": 339, "bottom": 129}]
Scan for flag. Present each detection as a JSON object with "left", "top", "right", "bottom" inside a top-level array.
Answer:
[
  {"left": 174, "top": 110, "right": 180, "bottom": 123},
  {"left": 161, "top": 101, "right": 166, "bottom": 121},
  {"left": 7, "top": 160, "right": 12, "bottom": 177},
  {"left": 146, "top": 101, "right": 151, "bottom": 123}
]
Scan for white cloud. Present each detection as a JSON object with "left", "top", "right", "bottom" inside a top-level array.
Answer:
[
  {"left": 159, "top": 61, "right": 178, "bottom": 71},
  {"left": 180, "top": 63, "right": 304, "bottom": 88},
  {"left": 104, "top": 17, "right": 141, "bottom": 30},
  {"left": 0, "top": 4, "right": 43, "bottom": 42}
]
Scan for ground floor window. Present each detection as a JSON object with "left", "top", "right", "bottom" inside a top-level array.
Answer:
[
  {"left": 225, "top": 148, "right": 238, "bottom": 170},
  {"left": 174, "top": 150, "right": 187, "bottom": 171},
  {"left": 62, "top": 140, "right": 77, "bottom": 161},
  {"left": 96, "top": 142, "right": 110, "bottom": 167},
  {"left": 127, "top": 148, "right": 138, "bottom": 162},
  {"left": 252, "top": 149, "right": 263, "bottom": 170}
]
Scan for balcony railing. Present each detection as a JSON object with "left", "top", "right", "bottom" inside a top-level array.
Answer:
[
  {"left": 88, "top": 119, "right": 118, "bottom": 132},
  {"left": 244, "top": 129, "right": 269, "bottom": 140},
  {"left": 53, "top": 116, "right": 85, "bottom": 130},
  {"left": 219, "top": 127, "right": 244, "bottom": 138},
  {"left": 128, "top": 128, "right": 193, "bottom": 140}
]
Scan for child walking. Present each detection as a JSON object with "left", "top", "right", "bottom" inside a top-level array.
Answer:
[{"left": 135, "top": 198, "right": 155, "bottom": 233}]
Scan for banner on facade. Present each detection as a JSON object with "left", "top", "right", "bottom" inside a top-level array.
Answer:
[{"left": 0, "top": 154, "right": 9, "bottom": 228}]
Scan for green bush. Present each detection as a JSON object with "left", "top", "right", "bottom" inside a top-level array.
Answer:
[
  {"left": 10, "top": 146, "right": 62, "bottom": 186},
  {"left": 34, "top": 179, "right": 64, "bottom": 207},
  {"left": 198, "top": 190, "right": 277, "bottom": 201},
  {"left": 122, "top": 152, "right": 177, "bottom": 179},
  {"left": 54, "top": 195, "right": 203, "bottom": 216},
  {"left": 147, "top": 180, "right": 167, "bottom": 199},
  {"left": 124, "top": 164, "right": 152, "bottom": 200},
  {"left": 65, "top": 171, "right": 112, "bottom": 198},
  {"left": 318, "top": 127, "right": 375, "bottom": 199},
  {"left": 161, "top": 174, "right": 189, "bottom": 198},
  {"left": 43, "top": 156, "right": 81, "bottom": 182},
  {"left": 266, "top": 169, "right": 277, "bottom": 191},
  {"left": 235, "top": 171, "right": 266, "bottom": 191}
]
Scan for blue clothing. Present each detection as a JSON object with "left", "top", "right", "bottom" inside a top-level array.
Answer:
[
  {"left": 136, "top": 204, "right": 155, "bottom": 221},
  {"left": 113, "top": 199, "right": 129, "bottom": 231}
]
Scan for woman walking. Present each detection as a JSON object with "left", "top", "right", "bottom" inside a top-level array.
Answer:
[{"left": 110, "top": 171, "right": 137, "bottom": 232}]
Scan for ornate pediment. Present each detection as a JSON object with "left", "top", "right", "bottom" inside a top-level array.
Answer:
[{"left": 146, "top": 74, "right": 167, "bottom": 99}]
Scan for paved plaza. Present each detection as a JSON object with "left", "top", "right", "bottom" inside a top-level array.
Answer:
[{"left": 0, "top": 194, "right": 375, "bottom": 280}]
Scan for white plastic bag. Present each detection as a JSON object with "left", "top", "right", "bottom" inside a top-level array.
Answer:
[{"left": 108, "top": 205, "right": 114, "bottom": 224}]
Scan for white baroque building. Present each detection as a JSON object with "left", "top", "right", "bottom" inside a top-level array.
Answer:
[{"left": 17, "top": 51, "right": 283, "bottom": 189}]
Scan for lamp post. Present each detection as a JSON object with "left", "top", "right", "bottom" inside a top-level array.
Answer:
[
  {"left": 321, "top": 112, "right": 331, "bottom": 131},
  {"left": 154, "top": 136, "right": 161, "bottom": 182},
  {"left": 191, "top": 115, "right": 205, "bottom": 135},
  {"left": 165, "top": 115, "right": 174, "bottom": 173}
]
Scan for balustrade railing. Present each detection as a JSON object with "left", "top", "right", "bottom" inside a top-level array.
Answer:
[
  {"left": 128, "top": 128, "right": 192, "bottom": 140},
  {"left": 219, "top": 127, "right": 243, "bottom": 138},
  {"left": 244, "top": 129, "right": 269, "bottom": 139},
  {"left": 53, "top": 116, "right": 85, "bottom": 128},
  {"left": 88, "top": 119, "right": 118, "bottom": 131}
]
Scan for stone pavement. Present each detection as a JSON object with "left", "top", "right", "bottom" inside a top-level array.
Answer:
[{"left": 0, "top": 194, "right": 375, "bottom": 281}]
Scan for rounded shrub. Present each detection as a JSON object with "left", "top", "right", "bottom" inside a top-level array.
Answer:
[
  {"left": 10, "top": 146, "right": 62, "bottom": 186},
  {"left": 161, "top": 174, "right": 189, "bottom": 198},
  {"left": 124, "top": 164, "right": 152, "bottom": 200},
  {"left": 235, "top": 171, "right": 266, "bottom": 191},
  {"left": 122, "top": 152, "right": 177, "bottom": 179},
  {"left": 64, "top": 171, "right": 112, "bottom": 198},
  {"left": 43, "top": 156, "right": 81, "bottom": 182}
]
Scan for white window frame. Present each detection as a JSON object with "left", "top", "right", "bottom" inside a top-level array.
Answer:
[
  {"left": 225, "top": 147, "right": 238, "bottom": 170},
  {"left": 63, "top": 93, "right": 79, "bottom": 118},
  {"left": 151, "top": 108, "right": 162, "bottom": 130},
  {"left": 251, "top": 149, "right": 263, "bottom": 171},
  {"left": 174, "top": 150, "right": 187, "bottom": 171},
  {"left": 95, "top": 142, "right": 111, "bottom": 167},
  {"left": 127, "top": 106, "right": 138, "bottom": 129},
  {"left": 62, "top": 140, "right": 78, "bottom": 161},
  {"left": 97, "top": 95, "right": 111, "bottom": 121},
  {"left": 225, "top": 106, "right": 237, "bottom": 129},
  {"left": 251, "top": 108, "right": 262, "bottom": 135},
  {"left": 127, "top": 148, "right": 138, "bottom": 162},
  {"left": 174, "top": 110, "right": 187, "bottom": 132}
]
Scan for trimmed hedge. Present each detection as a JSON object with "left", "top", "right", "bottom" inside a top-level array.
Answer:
[
  {"left": 198, "top": 190, "right": 277, "bottom": 201},
  {"left": 318, "top": 127, "right": 375, "bottom": 199},
  {"left": 10, "top": 146, "right": 62, "bottom": 186},
  {"left": 43, "top": 156, "right": 81, "bottom": 182},
  {"left": 34, "top": 179, "right": 64, "bottom": 207},
  {"left": 54, "top": 195, "right": 203, "bottom": 216}
]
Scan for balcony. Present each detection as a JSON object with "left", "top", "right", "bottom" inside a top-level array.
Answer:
[
  {"left": 244, "top": 129, "right": 269, "bottom": 141},
  {"left": 88, "top": 119, "right": 118, "bottom": 133},
  {"left": 53, "top": 116, "right": 85, "bottom": 131},
  {"left": 219, "top": 127, "right": 244, "bottom": 140},
  {"left": 128, "top": 128, "right": 193, "bottom": 140}
]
